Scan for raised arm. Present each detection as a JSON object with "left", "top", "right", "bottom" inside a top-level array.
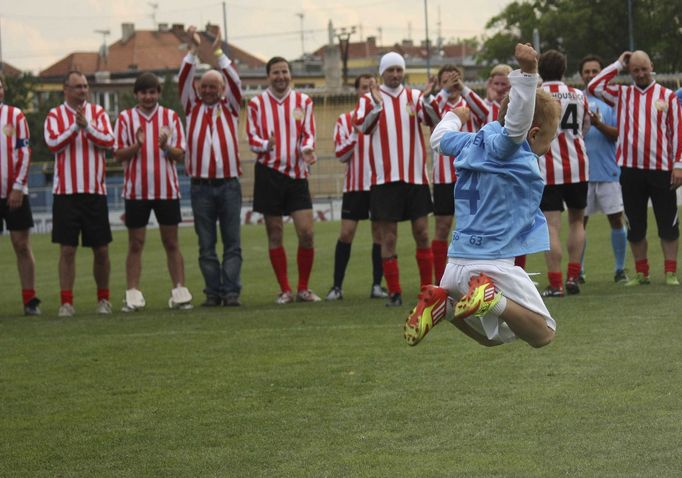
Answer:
[
  {"left": 212, "top": 26, "right": 242, "bottom": 114},
  {"left": 587, "top": 51, "right": 628, "bottom": 107},
  {"left": 178, "top": 26, "right": 201, "bottom": 115},
  {"left": 354, "top": 78, "right": 383, "bottom": 134}
]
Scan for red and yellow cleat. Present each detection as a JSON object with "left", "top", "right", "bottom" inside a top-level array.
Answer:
[
  {"left": 453, "top": 273, "right": 501, "bottom": 320},
  {"left": 404, "top": 285, "right": 449, "bottom": 346}
]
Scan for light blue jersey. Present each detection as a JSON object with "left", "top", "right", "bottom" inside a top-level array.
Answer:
[
  {"left": 439, "top": 121, "right": 549, "bottom": 259},
  {"left": 584, "top": 93, "right": 618, "bottom": 182}
]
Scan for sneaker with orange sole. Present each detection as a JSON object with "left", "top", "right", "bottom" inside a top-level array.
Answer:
[
  {"left": 404, "top": 285, "right": 449, "bottom": 346},
  {"left": 453, "top": 273, "right": 502, "bottom": 320}
]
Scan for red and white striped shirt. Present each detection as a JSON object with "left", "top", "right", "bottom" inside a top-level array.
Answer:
[
  {"left": 485, "top": 99, "right": 501, "bottom": 123},
  {"left": 44, "top": 102, "right": 114, "bottom": 195},
  {"left": 430, "top": 88, "right": 487, "bottom": 184},
  {"left": 114, "top": 105, "right": 185, "bottom": 200},
  {"left": 354, "top": 85, "right": 435, "bottom": 185},
  {"left": 247, "top": 89, "right": 316, "bottom": 179},
  {"left": 588, "top": 60, "right": 682, "bottom": 171},
  {"left": 0, "top": 104, "right": 30, "bottom": 198},
  {"left": 334, "top": 111, "right": 371, "bottom": 192},
  {"left": 539, "top": 81, "right": 589, "bottom": 185},
  {"left": 179, "top": 53, "right": 242, "bottom": 179}
]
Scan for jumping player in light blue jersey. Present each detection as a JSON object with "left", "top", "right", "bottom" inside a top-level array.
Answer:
[{"left": 404, "top": 43, "right": 560, "bottom": 348}]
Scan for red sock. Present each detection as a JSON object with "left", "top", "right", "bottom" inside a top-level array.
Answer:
[
  {"left": 61, "top": 290, "right": 73, "bottom": 305},
  {"left": 382, "top": 257, "right": 402, "bottom": 295},
  {"left": 431, "top": 240, "right": 449, "bottom": 284},
  {"left": 514, "top": 255, "right": 527, "bottom": 269},
  {"left": 567, "top": 262, "right": 581, "bottom": 281},
  {"left": 97, "top": 289, "right": 109, "bottom": 302},
  {"left": 297, "top": 246, "right": 314, "bottom": 292},
  {"left": 269, "top": 246, "right": 291, "bottom": 293},
  {"left": 416, "top": 247, "right": 434, "bottom": 286},
  {"left": 635, "top": 259, "right": 649, "bottom": 276},
  {"left": 548, "top": 272, "right": 563, "bottom": 289},
  {"left": 22, "top": 289, "right": 36, "bottom": 305},
  {"left": 664, "top": 260, "right": 677, "bottom": 273}
]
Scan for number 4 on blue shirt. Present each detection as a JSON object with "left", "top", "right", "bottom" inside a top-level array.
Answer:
[{"left": 455, "top": 171, "right": 480, "bottom": 214}]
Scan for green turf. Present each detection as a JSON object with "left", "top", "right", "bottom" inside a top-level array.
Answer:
[{"left": 1, "top": 217, "right": 682, "bottom": 477}]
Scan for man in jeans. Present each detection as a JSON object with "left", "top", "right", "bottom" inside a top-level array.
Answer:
[{"left": 179, "top": 25, "right": 243, "bottom": 306}]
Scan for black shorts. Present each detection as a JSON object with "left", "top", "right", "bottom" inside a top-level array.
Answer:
[
  {"left": 0, "top": 195, "right": 34, "bottom": 233},
  {"left": 432, "top": 182, "right": 456, "bottom": 216},
  {"left": 125, "top": 199, "right": 182, "bottom": 228},
  {"left": 253, "top": 162, "right": 312, "bottom": 216},
  {"left": 540, "top": 182, "right": 588, "bottom": 212},
  {"left": 620, "top": 167, "right": 679, "bottom": 242},
  {"left": 52, "top": 194, "right": 112, "bottom": 247},
  {"left": 370, "top": 181, "right": 433, "bottom": 222},
  {"left": 341, "top": 191, "right": 371, "bottom": 220}
]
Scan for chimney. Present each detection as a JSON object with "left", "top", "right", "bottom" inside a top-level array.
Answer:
[
  {"left": 158, "top": 23, "right": 169, "bottom": 32},
  {"left": 121, "top": 23, "right": 135, "bottom": 42},
  {"left": 401, "top": 39, "right": 414, "bottom": 48},
  {"left": 171, "top": 24, "right": 185, "bottom": 35}
]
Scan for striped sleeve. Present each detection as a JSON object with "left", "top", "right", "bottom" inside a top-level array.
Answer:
[
  {"left": 179, "top": 53, "right": 198, "bottom": 116},
  {"left": 13, "top": 111, "right": 31, "bottom": 189},
  {"left": 334, "top": 113, "right": 355, "bottom": 162},
  {"left": 354, "top": 94, "right": 382, "bottom": 134},
  {"left": 300, "top": 96, "right": 316, "bottom": 152},
  {"left": 86, "top": 106, "right": 114, "bottom": 149},
  {"left": 462, "top": 86, "right": 489, "bottom": 124},
  {"left": 588, "top": 61, "right": 622, "bottom": 107},
  {"left": 171, "top": 110, "right": 186, "bottom": 151},
  {"left": 113, "top": 111, "right": 129, "bottom": 151},
  {"left": 668, "top": 92, "right": 682, "bottom": 168},
  {"left": 217, "top": 54, "right": 242, "bottom": 115},
  {"left": 247, "top": 97, "right": 269, "bottom": 153},
  {"left": 44, "top": 111, "right": 79, "bottom": 153}
]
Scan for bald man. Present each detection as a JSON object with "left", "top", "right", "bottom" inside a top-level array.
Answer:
[
  {"left": 589, "top": 50, "right": 682, "bottom": 286},
  {"left": 179, "top": 26, "right": 244, "bottom": 306}
]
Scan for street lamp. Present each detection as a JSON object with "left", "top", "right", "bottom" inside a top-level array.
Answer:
[{"left": 336, "top": 26, "right": 356, "bottom": 87}]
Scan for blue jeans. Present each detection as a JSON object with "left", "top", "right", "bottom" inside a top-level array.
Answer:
[{"left": 191, "top": 179, "right": 242, "bottom": 298}]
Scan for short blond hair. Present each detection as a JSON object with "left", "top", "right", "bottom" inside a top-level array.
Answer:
[
  {"left": 498, "top": 88, "right": 560, "bottom": 133},
  {"left": 489, "top": 64, "right": 512, "bottom": 78}
]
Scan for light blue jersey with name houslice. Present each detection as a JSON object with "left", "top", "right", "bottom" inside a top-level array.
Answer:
[{"left": 439, "top": 121, "right": 549, "bottom": 259}]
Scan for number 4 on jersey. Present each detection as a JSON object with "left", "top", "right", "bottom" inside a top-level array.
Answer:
[
  {"left": 561, "top": 103, "right": 579, "bottom": 135},
  {"left": 455, "top": 172, "right": 480, "bottom": 214}
]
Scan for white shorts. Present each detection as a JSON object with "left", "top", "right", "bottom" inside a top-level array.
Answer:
[
  {"left": 585, "top": 181, "right": 624, "bottom": 216},
  {"left": 440, "top": 258, "right": 556, "bottom": 344}
]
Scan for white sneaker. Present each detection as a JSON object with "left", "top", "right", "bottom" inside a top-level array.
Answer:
[
  {"left": 96, "top": 299, "right": 112, "bottom": 315},
  {"left": 275, "top": 291, "right": 294, "bottom": 304},
  {"left": 169, "top": 285, "right": 193, "bottom": 309},
  {"left": 296, "top": 289, "right": 322, "bottom": 302},
  {"left": 122, "top": 288, "right": 146, "bottom": 312},
  {"left": 325, "top": 286, "right": 343, "bottom": 301},
  {"left": 58, "top": 303, "right": 75, "bottom": 317}
]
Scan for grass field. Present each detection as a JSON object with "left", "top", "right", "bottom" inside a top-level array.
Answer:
[{"left": 2, "top": 217, "right": 682, "bottom": 477}]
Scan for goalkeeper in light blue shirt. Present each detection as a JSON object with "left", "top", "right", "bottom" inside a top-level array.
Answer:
[
  {"left": 404, "top": 43, "right": 560, "bottom": 348},
  {"left": 579, "top": 55, "right": 629, "bottom": 284}
]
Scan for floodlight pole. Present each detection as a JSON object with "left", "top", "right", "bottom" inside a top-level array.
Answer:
[{"left": 424, "top": 0, "right": 431, "bottom": 78}]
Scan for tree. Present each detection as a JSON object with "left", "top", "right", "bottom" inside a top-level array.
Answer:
[{"left": 478, "top": 0, "right": 682, "bottom": 75}]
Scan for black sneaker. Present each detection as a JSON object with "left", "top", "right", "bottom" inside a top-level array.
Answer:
[
  {"left": 565, "top": 278, "right": 581, "bottom": 295},
  {"left": 385, "top": 293, "right": 403, "bottom": 307},
  {"left": 223, "top": 294, "right": 242, "bottom": 306},
  {"left": 24, "top": 297, "right": 41, "bottom": 316},
  {"left": 201, "top": 296, "right": 223, "bottom": 307},
  {"left": 614, "top": 269, "right": 629, "bottom": 283},
  {"left": 541, "top": 286, "right": 564, "bottom": 298}
]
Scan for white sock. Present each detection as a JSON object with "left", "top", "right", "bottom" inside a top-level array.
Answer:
[{"left": 490, "top": 295, "right": 507, "bottom": 317}]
